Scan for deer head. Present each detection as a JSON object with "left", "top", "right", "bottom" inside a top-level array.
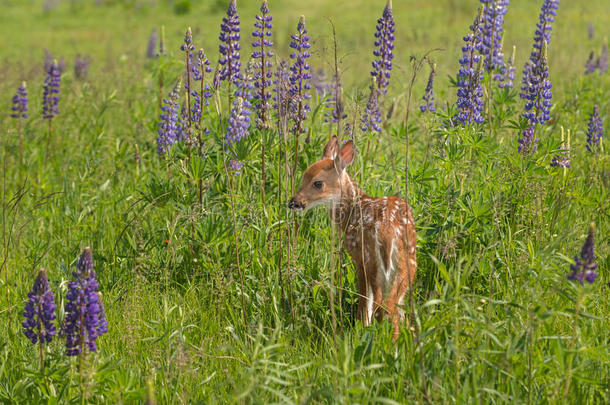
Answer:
[{"left": 288, "top": 136, "right": 355, "bottom": 211}]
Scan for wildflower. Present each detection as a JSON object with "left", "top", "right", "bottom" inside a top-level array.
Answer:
[
  {"left": 147, "top": 28, "right": 158, "bottom": 58},
  {"left": 195, "top": 48, "right": 214, "bottom": 118},
  {"left": 219, "top": 0, "right": 242, "bottom": 85},
  {"left": 420, "top": 64, "right": 436, "bottom": 113},
  {"left": 251, "top": 0, "right": 274, "bottom": 126},
  {"left": 273, "top": 59, "right": 292, "bottom": 123},
  {"left": 370, "top": 0, "right": 395, "bottom": 95},
  {"left": 11, "top": 82, "right": 28, "bottom": 119},
  {"left": 550, "top": 129, "right": 570, "bottom": 167},
  {"left": 586, "top": 105, "right": 604, "bottom": 153},
  {"left": 517, "top": 125, "right": 537, "bottom": 154},
  {"left": 44, "top": 49, "right": 65, "bottom": 74},
  {"left": 496, "top": 44, "right": 516, "bottom": 88},
  {"left": 480, "top": 0, "right": 510, "bottom": 77},
  {"left": 22, "top": 268, "right": 56, "bottom": 345},
  {"left": 42, "top": 60, "right": 61, "bottom": 120},
  {"left": 288, "top": 16, "right": 312, "bottom": 134},
  {"left": 597, "top": 40, "right": 608, "bottom": 73},
  {"left": 585, "top": 51, "right": 597, "bottom": 74},
  {"left": 310, "top": 68, "right": 333, "bottom": 98},
  {"left": 63, "top": 247, "right": 108, "bottom": 356},
  {"left": 361, "top": 77, "right": 382, "bottom": 132},
  {"left": 74, "top": 54, "right": 90, "bottom": 79},
  {"left": 157, "top": 80, "right": 183, "bottom": 154},
  {"left": 588, "top": 23, "right": 594, "bottom": 40},
  {"left": 226, "top": 96, "right": 251, "bottom": 147},
  {"left": 324, "top": 72, "right": 347, "bottom": 125},
  {"left": 568, "top": 223, "right": 598, "bottom": 285},
  {"left": 454, "top": 10, "right": 485, "bottom": 125},
  {"left": 228, "top": 159, "right": 244, "bottom": 175}
]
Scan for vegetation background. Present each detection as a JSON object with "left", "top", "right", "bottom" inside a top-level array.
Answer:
[{"left": 0, "top": 0, "right": 608, "bottom": 403}]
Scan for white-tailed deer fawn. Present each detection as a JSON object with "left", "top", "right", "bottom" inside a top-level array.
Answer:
[{"left": 289, "top": 136, "right": 417, "bottom": 340}]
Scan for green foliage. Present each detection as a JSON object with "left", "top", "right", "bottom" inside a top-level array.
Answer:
[{"left": 0, "top": 0, "right": 608, "bottom": 404}]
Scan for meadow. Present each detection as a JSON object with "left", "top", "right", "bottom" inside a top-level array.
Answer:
[{"left": 0, "top": 0, "right": 608, "bottom": 403}]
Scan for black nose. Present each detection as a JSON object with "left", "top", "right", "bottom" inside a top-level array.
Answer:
[{"left": 288, "top": 198, "right": 303, "bottom": 210}]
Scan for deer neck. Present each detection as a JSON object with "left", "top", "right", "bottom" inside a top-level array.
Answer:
[{"left": 329, "top": 171, "right": 364, "bottom": 230}]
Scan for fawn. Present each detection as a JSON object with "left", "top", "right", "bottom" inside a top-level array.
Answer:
[{"left": 289, "top": 136, "right": 417, "bottom": 340}]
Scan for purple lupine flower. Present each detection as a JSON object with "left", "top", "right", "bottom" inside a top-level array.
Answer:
[
  {"left": 157, "top": 80, "right": 183, "bottom": 154},
  {"left": 361, "top": 77, "right": 382, "bottom": 132},
  {"left": 63, "top": 247, "right": 108, "bottom": 355},
  {"left": 586, "top": 104, "right": 604, "bottom": 153},
  {"left": 219, "top": 0, "right": 242, "bottom": 85},
  {"left": 228, "top": 159, "right": 244, "bottom": 175},
  {"left": 156, "top": 26, "right": 167, "bottom": 57},
  {"left": 288, "top": 16, "right": 312, "bottom": 134},
  {"left": 195, "top": 48, "right": 214, "bottom": 122},
  {"left": 454, "top": 11, "right": 485, "bottom": 125},
  {"left": 181, "top": 27, "right": 199, "bottom": 126},
  {"left": 517, "top": 125, "right": 537, "bottom": 154},
  {"left": 251, "top": 0, "right": 274, "bottom": 127},
  {"left": 11, "top": 82, "right": 28, "bottom": 119},
  {"left": 324, "top": 72, "right": 347, "bottom": 124},
  {"left": 43, "top": 49, "right": 65, "bottom": 74},
  {"left": 147, "top": 28, "right": 158, "bottom": 58},
  {"left": 310, "top": 68, "right": 333, "bottom": 98},
  {"left": 588, "top": 23, "right": 594, "bottom": 40},
  {"left": 42, "top": 60, "right": 61, "bottom": 120},
  {"left": 497, "top": 45, "right": 516, "bottom": 88},
  {"left": 370, "top": 0, "right": 395, "bottom": 95},
  {"left": 568, "top": 223, "right": 598, "bottom": 284},
  {"left": 74, "top": 54, "right": 90, "bottom": 79},
  {"left": 519, "top": 0, "right": 559, "bottom": 118},
  {"left": 550, "top": 130, "right": 570, "bottom": 167},
  {"left": 585, "top": 51, "right": 597, "bottom": 74},
  {"left": 226, "top": 96, "right": 252, "bottom": 147},
  {"left": 597, "top": 41, "right": 608, "bottom": 73},
  {"left": 22, "top": 268, "right": 56, "bottom": 345},
  {"left": 480, "top": 0, "right": 509, "bottom": 77},
  {"left": 420, "top": 64, "right": 436, "bottom": 113}
]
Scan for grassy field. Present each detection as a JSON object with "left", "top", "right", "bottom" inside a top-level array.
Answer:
[{"left": 0, "top": 0, "right": 608, "bottom": 403}]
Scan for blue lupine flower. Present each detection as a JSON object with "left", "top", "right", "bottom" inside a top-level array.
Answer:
[
  {"left": 370, "top": 0, "right": 395, "bottom": 95},
  {"left": 454, "top": 11, "right": 485, "bottom": 125},
  {"left": 157, "top": 81, "right": 183, "bottom": 154},
  {"left": 74, "top": 54, "right": 90, "bottom": 79},
  {"left": 480, "top": 0, "right": 509, "bottom": 78},
  {"left": 219, "top": 0, "right": 242, "bottom": 85},
  {"left": 586, "top": 105, "right": 604, "bottom": 153},
  {"left": 598, "top": 41, "right": 608, "bottom": 73},
  {"left": 226, "top": 96, "right": 251, "bottom": 147},
  {"left": 420, "top": 64, "right": 436, "bottom": 113},
  {"left": 361, "top": 77, "right": 382, "bottom": 132},
  {"left": 324, "top": 72, "right": 346, "bottom": 124},
  {"left": 147, "top": 28, "right": 158, "bottom": 58},
  {"left": 194, "top": 48, "right": 214, "bottom": 125},
  {"left": 585, "top": 51, "right": 596, "bottom": 75},
  {"left": 251, "top": 0, "right": 274, "bottom": 126},
  {"left": 42, "top": 60, "right": 61, "bottom": 120},
  {"left": 273, "top": 59, "right": 293, "bottom": 120},
  {"left": 568, "top": 223, "right": 598, "bottom": 285},
  {"left": 63, "top": 247, "right": 108, "bottom": 356},
  {"left": 517, "top": 125, "right": 537, "bottom": 154},
  {"left": 22, "top": 268, "right": 56, "bottom": 345},
  {"left": 228, "top": 159, "right": 244, "bottom": 175},
  {"left": 550, "top": 130, "right": 570, "bottom": 167},
  {"left": 288, "top": 16, "right": 312, "bottom": 134},
  {"left": 11, "top": 82, "right": 28, "bottom": 119}
]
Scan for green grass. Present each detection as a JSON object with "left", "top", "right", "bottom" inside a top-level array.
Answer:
[{"left": 0, "top": 0, "right": 609, "bottom": 403}]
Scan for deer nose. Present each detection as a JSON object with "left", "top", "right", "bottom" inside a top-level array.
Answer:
[{"left": 288, "top": 198, "right": 303, "bottom": 210}]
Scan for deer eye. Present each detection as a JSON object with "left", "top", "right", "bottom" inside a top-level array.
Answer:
[{"left": 313, "top": 180, "right": 323, "bottom": 189}]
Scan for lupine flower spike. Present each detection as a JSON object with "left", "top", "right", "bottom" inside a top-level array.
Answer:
[
  {"left": 147, "top": 28, "right": 158, "bottom": 58},
  {"left": 157, "top": 80, "right": 183, "bottom": 154},
  {"left": 361, "top": 77, "right": 382, "bottom": 132},
  {"left": 586, "top": 105, "right": 604, "bottom": 153},
  {"left": 42, "top": 60, "right": 61, "bottom": 120},
  {"left": 420, "top": 63, "right": 436, "bottom": 113},
  {"left": 324, "top": 70, "right": 347, "bottom": 126},
  {"left": 370, "top": 0, "right": 395, "bottom": 96},
  {"left": 252, "top": 0, "right": 274, "bottom": 127},
  {"left": 63, "top": 247, "right": 108, "bottom": 356},
  {"left": 480, "top": 0, "right": 509, "bottom": 82},
  {"left": 568, "top": 223, "right": 598, "bottom": 285},
  {"left": 288, "top": 16, "right": 312, "bottom": 135},
  {"left": 23, "top": 268, "right": 56, "bottom": 373},
  {"left": 518, "top": 0, "right": 559, "bottom": 154},
  {"left": 181, "top": 27, "right": 196, "bottom": 136},
  {"left": 219, "top": 0, "right": 242, "bottom": 91},
  {"left": 454, "top": 9, "right": 485, "bottom": 125},
  {"left": 74, "top": 54, "right": 90, "bottom": 79},
  {"left": 497, "top": 44, "right": 516, "bottom": 88},
  {"left": 585, "top": 51, "right": 596, "bottom": 75},
  {"left": 11, "top": 82, "right": 28, "bottom": 119},
  {"left": 550, "top": 127, "right": 570, "bottom": 167},
  {"left": 597, "top": 39, "right": 608, "bottom": 73}
]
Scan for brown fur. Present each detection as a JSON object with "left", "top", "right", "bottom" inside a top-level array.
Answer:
[{"left": 289, "top": 136, "right": 417, "bottom": 340}]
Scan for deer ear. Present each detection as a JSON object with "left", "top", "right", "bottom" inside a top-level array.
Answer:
[
  {"left": 322, "top": 136, "right": 339, "bottom": 160},
  {"left": 335, "top": 140, "right": 355, "bottom": 171}
]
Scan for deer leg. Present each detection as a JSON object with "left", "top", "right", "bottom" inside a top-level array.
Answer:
[{"left": 356, "top": 264, "right": 370, "bottom": 326}]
